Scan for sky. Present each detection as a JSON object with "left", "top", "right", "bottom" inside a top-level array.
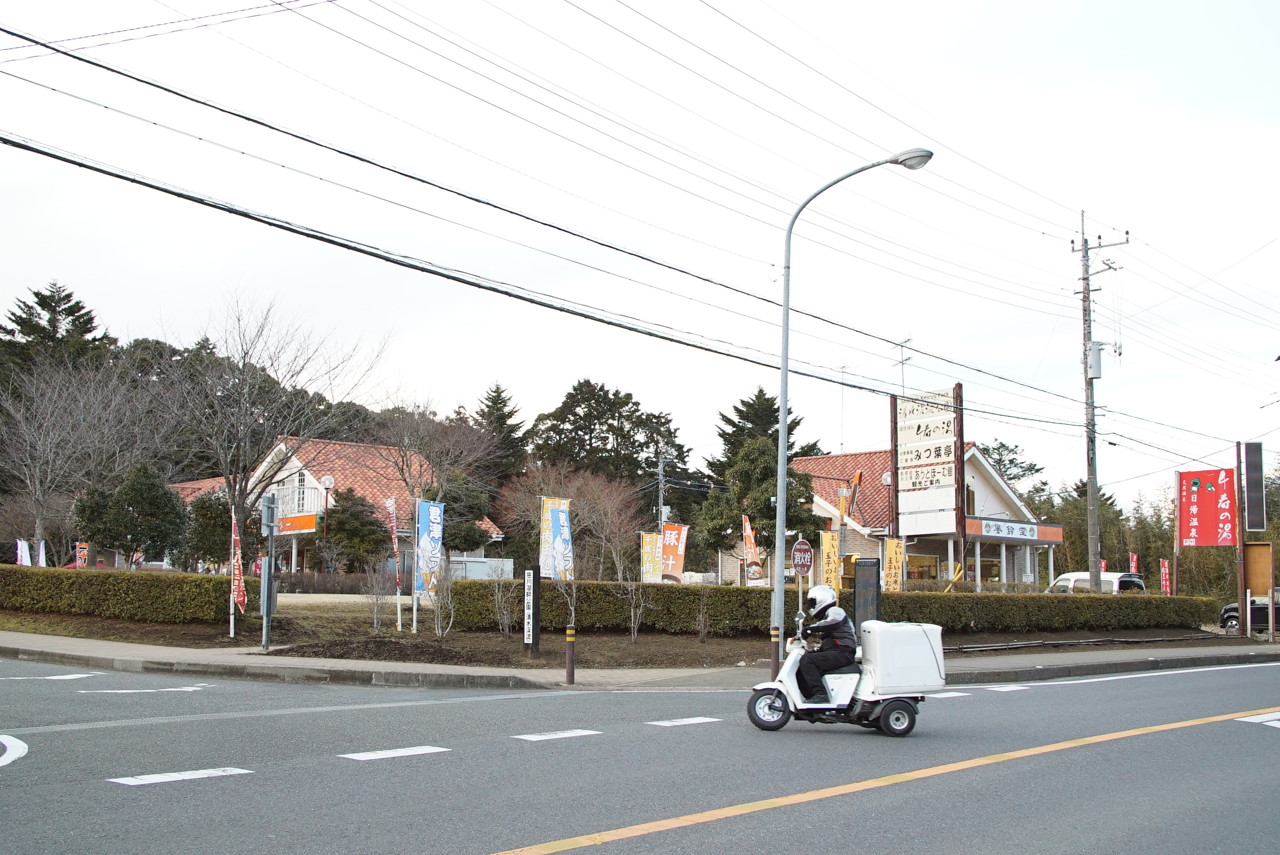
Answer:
[{"left": 2, "top": 0, "right": 1278, "bottom": 515}]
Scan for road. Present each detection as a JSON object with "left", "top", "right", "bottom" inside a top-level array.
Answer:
[{"left": 2, "top": 658, "right": 1279, "bottom": 855}]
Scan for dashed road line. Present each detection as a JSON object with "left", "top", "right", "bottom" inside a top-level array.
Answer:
[
  {"left": 340, "top": 745, "right": 451, "bottom": 761},
  {"left": 985, "top": 685, "right": 1029, "bottom": 692},
  {"left": 646, "top": 717, "right": 721, "bottom": 727},
  {"left": 0, "top": 735, "right": 29, "bottom": 767},
  {"left": 512, "top": 729, "right": 601, "bottom": 742},
  {"left": 927, "top": 691, "right": 970, "bottom": 698},
  {"left": 1236, "top": 711, "right": 1280, "bottom": 728},
  {"left": 109, "top": 767, "right": 253, "bottom": 786}
]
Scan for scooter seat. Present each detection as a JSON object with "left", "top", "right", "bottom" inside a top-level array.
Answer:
[{"left": 828, "top": 662, "right": 862, "bottom": 675}]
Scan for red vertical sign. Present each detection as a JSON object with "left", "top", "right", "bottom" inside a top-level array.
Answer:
[
  {"left": 1159, "top": 559, "right": 1171, "bottom": 595},
  {"left": 1178, "top": 469, "right": 1237, "bottom": 547},
  {"left": 231, "top": 516, "right": 247, "bottom": 613}
]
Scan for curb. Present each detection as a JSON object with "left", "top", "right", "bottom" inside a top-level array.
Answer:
[
  {"left": 0, "top": 644, "right": 556, "bottom": 691},
  {"left": 944, "top": 650, "right": 1280, "bottom": 685}
]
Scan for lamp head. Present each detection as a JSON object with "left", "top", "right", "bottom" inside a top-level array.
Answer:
[{"left": 891, "top": 148, "right": 933, "bottom": 170}]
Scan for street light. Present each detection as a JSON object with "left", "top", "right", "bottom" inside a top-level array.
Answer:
[{"left": 771, "top": 148, "right": 933, "bottom": 669}]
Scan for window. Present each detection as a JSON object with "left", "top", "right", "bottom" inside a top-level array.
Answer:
[{"left": 295, "top": 471, "right": 306, "bottom": 513}]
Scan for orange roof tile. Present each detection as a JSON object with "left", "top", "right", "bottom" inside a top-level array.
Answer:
[{"left": 793, "top": 451, "right": 893, "bottom": 529}]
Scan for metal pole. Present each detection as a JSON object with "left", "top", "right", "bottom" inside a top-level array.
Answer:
[
  {"left": 1079, "top": 221, "right": 1103, "bottom": 592},
  {"left": 774, "top": 149, "right": 932, "bottom": 665}
]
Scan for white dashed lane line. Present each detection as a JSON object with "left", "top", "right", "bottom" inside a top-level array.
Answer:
[
  {"left": 1236, "top": 711, "right": 1280, "bottom": 728},
  {"left": 985, "top": 685, "right": 1029, "bottom": 692},
  {"left": 109, "top": 767, "right": 253, "bottom": 786},
  {"left": 512, "top": 729, "right": 601, "bottom": 742},
  {"left": 927, "top": 691, "right": 970, "bottom": 698},
  {"left": 646, "top": 717, "right": 721, "bottom": 727},
  {"left": 340, "top": 746, "right": 451, "bottom": 761},
  {"left": 0, "top": 673, "right": 102, "bottom": 681}
]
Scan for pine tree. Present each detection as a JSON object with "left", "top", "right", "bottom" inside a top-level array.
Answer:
[
  {"left": 705, "top": 387, "right": 823, "bottom": 481},
  {"left": 0, "top": 282, "right": 117, "bottom": 376},
  {"left": 473, "top": 383, "right": 527, "bottom": 489}
]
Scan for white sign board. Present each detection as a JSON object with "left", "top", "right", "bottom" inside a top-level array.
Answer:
[
  {"left": 899, "top": 510, "right": 957, "bottom": 536},
  {"left": 899, "top": 463, "right": 957, "bottom": 490},
  {"left": 523, "top": 570, "right": 534, "bottom": 644},
  {"left": 895, "top": 413, "right": 956, "bottom": 445}
]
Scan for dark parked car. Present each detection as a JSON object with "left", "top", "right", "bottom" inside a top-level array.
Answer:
[{"left": 1220, "top": 595, "right": 1279, "bottom": 633}]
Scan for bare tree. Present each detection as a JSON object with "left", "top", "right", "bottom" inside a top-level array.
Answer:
[
  {"left": 0, "top": 356, "right": 167, "bottom": 549},
  {"left": 162, "top": 301, "right": 378, "bottom": 557},
  {"left": 361, "top": 564, "right": 397, "bottom": 633},
  {"left": 495, "top": 465, "right": 645, "bottom": 627},
  {"left": 486, "top": 572, "right": 521, "bottom": 637}
]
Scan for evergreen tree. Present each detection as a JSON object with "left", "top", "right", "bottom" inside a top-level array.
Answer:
[
  {"left": 705, "top": 387, "right": 822, "bottom": 481},
  {"left": 977, "top": 440, "right": 1045, "bottom": 492},
  {"left": 321, "top": 488, "right": 391, "bottom": 573},
  {"left": 0, "top": 282, "right": 116, "bottom": 377},
  {"left": 472, "top": 383, "right": 527, "bottom": 489},
  {"left": 73, "top": 464, "right": 186, "bottom": 565}
]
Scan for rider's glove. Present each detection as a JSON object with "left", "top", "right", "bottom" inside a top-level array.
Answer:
[{"left": 800, "top": 626, "right": 816, "bottom": 640}]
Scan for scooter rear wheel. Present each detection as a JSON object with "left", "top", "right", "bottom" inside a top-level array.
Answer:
[
  {"left": 876, "top": 700, "right": 917, "bottom": 737},
  {"left": 747, "top": 689, "right": 791, "bottom": 731}
]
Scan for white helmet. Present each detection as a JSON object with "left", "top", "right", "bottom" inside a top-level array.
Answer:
[{"left": 806, "top": 584, "right": 837, "bottom": 617}]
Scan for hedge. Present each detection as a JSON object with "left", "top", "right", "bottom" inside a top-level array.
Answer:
[
  {"left": 447, "top": 580, "right": 1218, "bottom": 636},
  {"left": 0, "top": 564, "right": 260, "bottom": 623}
]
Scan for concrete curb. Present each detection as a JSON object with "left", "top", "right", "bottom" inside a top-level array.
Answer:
[
  {"left": 0, "top": 643, "right": 556, "bottom": 691},
  {"left": 944, "top": 650, "right": 1280, "bottom": 685}
]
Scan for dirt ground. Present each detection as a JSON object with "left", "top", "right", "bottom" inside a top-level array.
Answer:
[{"left": 1, "top": 607, "right": 1252, "bottom": 669}]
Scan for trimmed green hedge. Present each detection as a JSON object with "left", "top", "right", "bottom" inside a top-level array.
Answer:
[
  {"left": 0, "top": 564, "right": 260, "bottom": 623},
  {"left": 449, "top": 580, "right": 1217, "bottom": 636}
]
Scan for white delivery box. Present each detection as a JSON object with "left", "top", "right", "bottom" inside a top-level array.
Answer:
[{"left": 859, "top": 620, "right": 946, "bottom": 695}]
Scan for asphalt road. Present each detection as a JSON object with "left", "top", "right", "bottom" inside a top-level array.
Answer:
[{"left": 3, "top": 658, "right": 1279, "bottom": 855}]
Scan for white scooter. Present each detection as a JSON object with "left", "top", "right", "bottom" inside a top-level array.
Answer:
[{"left": 748, "top": 614, "right": 946, "bottom": 737}]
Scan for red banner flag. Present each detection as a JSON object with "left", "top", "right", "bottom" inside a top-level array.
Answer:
[
  {"left": 1178, "top": 469, "right": 1237, "bottom": 547},
  {"left": 1159, "top": 559, "right": 1171, "bottom": 595},
  {"left": 1129, "top": 552, "right": 1138, "bottom": 574},
  {"left": 231, "top": 515, "right": 247, "bottom": 613}
]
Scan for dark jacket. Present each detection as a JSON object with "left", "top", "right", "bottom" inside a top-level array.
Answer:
[{"left": 805, "top": 603, "right": 858, "bottom": 653}]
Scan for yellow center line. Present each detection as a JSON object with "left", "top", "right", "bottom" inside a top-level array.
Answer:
[{"left": 489, "top": 704, "right": 1280, "bottom": 855}]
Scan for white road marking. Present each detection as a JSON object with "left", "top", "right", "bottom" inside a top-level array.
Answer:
[
  {"left": 985, "top": 685, "right": 1029, "bottom": 692},
  {"left": 927, "top": 691, "right": 970, "bottom": 698},
  {"left": 1237, "top": 711, "right": 1280, "bottom": 724},
  {"left": 0, "top": 673, "right": 101, "bottom": 681},
  {"left": 340, "top": 746, "right": 450, "bottom": 761},
  {"left": 646, "top": 717, "right": 721, "bottom": 727},
  {"left": 108, "top": 767, "right": 252, "bottom": 786},
  {"left": 512, "top": 729, "right": 601, "bottom": 742},
  {"left": 0, "top": 735, "right": 30, "bottom": 767},
  {"left": 78, "top": 683, "right": 214, "bottom": 694}
]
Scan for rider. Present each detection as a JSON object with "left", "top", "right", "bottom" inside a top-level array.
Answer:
[{"left": 797, "top": 584, "right": 858, "bottom": 704}]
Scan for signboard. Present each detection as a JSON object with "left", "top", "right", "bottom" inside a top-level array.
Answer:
[
  {"left": 539, "top": 497, "right": 574, "bottom": 580},
  {"left": 278, "top": 513, "right": 319, "bottom": 535},
  {"left": 883, "top": 538, "right": 905, "bottom": 593},
  {"left": 791, "top": 539, "right": 813, "bottom": 577},
  {"left": 416, "top": 500, "right": 444, "bottom": 595},
  {"left": 893, "top": 385, "right": 962, "bottom": 538},
  {"left": 1244, "top": 442, "right": 1266, "bottom": 531},
  {"left": 640, "top": 532, "right": 661, "bottom": 583},
  {"left": 820, "top": 531, "right": 841, "bottom": 590},
  {"left": 1177, "top": 469, "right": 1237, "bottom": 547},
  {"left": 659, "top": 523, "right": 689, "bottom": 582},
  {"left": 524, "top": 570, "right": 534, "bottom": 644},
  {"left": 966, "top": 518, "right": 1063, "bottom": 543},
  {"left": 1159, "top": 559, "right": 1171, "bottom": 595}
]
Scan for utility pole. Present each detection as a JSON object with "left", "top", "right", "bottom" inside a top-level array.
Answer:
[
  {"left": 655, "top": 453, "right": 667, "bottom": 526},
  {"left": 1072, "top": 212, "right": 1128, "bottom": 591}
]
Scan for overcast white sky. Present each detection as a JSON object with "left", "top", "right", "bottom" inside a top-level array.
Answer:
[{"left": 2, "top": 0, "right": 1277, "bottom": 513}]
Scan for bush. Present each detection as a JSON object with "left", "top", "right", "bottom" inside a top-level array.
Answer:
[
  {"left": 443, "top": 580, "right": 1217, "bottom": 635},
  {"left": 0, "top": 564, "right": 260, "bottom": 623}
]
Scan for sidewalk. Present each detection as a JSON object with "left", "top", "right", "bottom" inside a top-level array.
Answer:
[{"left": 4, "top": 630, "right": 1280, "bottom": 691}]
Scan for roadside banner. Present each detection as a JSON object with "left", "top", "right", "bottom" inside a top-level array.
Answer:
[
  {"left": 15, "top": 540, "right": 30, "bottom": 566},
  {"left": 384, "top": 497, "right": 400, "bottom": 586},
  {"left": 230, "top": 516, "right": 246, "bottom": 613},
  {"left": 1159, "top": 559, "right": 1171, "bottom": 595},
  {"left": 820, "top": 531, "right": 841, "bottom": 591},
  {"left": 640, "top": 532, "right": 661, "bottom": 583},
  {"left": 1099, "top": 559, "right": 1107, "bottom": 572},
  {"left": 75, "top": 542, "right": 88, "bottom": 569},
  {"left": 1129, "top": 552, "right": 1138, "bottom": 574},
  {"left": 883, "top": 538, "right": 905, "bottom": 593},
  {"left": 1177, "top": 469, "right": 1237, "bottom": 547},
  {"left": 743, "top": 515, "right": 766, "bottom": 587},
  {"left": 35, "top": 541, "right": 46, "bottom": 567},
  {"left": 416, "top": 500, "right": 444, "bottom": 596},
  {"left": 660, "top": 523, "right": 689, "bottom": 583},
  {"left": 539, "top": 497, "right": 574, "bottom": 580}
]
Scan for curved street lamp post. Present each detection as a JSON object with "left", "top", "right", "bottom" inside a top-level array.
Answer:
[{"left": 772, "top": 149, "right": 934, "bottom": 674}]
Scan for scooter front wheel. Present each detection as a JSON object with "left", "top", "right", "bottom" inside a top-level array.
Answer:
[{"left": 747, "top": 688, "right": 791, "bottom": 731}]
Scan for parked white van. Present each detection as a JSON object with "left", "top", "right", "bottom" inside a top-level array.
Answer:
[{"left": 1046, "top": 571, "right": 1146, "bottom": 594}]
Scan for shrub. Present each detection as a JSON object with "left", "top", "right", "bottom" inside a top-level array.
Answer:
[{"left": 0, "top": 564, "right": 260, "bottom": 623}]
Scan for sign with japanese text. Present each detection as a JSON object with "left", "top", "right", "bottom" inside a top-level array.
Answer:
[
  {"left": 1160, "top": 559, "right": 1171, "bottom": 595},
  {"left": 893, "top": 385, "right": 963, "bottom": 538},
  {"left": 539, "top": 497, "right": 574, "bottom": 580},
  {"left": 790, "top": 539, "right": 813, "bottom": 577},
  {"left": 899, "top": 464, "right": 956, "bottom": 491},
  {"left": 896, "top": 442, "right": 955, "bottom": 468},
  {"left": 1177, "top": 469, "right": 1237, "bottom": 547},
  {"left": 820, "top": 531, "right": 841, "bottom": 590},
  {"left": 416, "top": 500, "right": 444, "bottom": 594},
  {"left": 1129, "top": 552, "right": 1138, "bottom": 574},
  {"left": 230, "top": 515, "right": 247, "bottom": 613},
  {"left": 640, "top": 532, "right": 661, "bottom": 583},
  {"left": 883, "top": 538, "right": 905, "bottom": 593},
  {"left": 74, "top": 542, "right": 88, "bottom": 569},
  {"left": 384, "top": 497, "right": 399, "bottom": 587},
  {"left": 659, "top": 523, "right": 688, "bottom": 582}
]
